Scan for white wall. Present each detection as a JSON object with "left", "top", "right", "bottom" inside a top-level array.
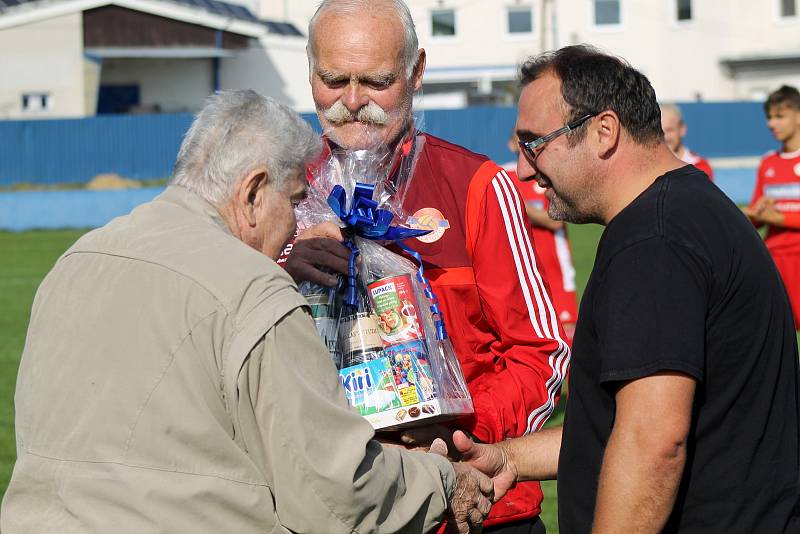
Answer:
[
  {"left": 256, "top": 1, "right": 316, "bottom": 28},
  {"left": 411, "top": 0, "right": 800, "bottom": 102},
  {"left": 244, "top": 0, "right": 800, "bottom": 103},
  {"left": 221, "top": 36, "right": 316, "bottom": 112},
  {"left": 99, "top": 58, "right": 214, "bottom": 113},
  {"left": 0, "top": 13, "right": 86, "bottom": 119},
  {"left": 554, "top": 0, "right": 800, "bottom": 101},
  {"left": 411, "top": 0, "right": 540, "bottom": 71}
]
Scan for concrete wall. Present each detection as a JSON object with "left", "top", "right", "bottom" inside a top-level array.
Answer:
[
  {"left": 99, "top": 58, "right": 214, "bottom": 113},
  {"left": 221, "top": 35, "right": 315, "bottom": 112},
  {"left": 0, "top": 13, "right": 86, "bottom": 119}
]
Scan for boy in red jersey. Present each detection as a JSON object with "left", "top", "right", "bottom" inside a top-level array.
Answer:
[{"left": 745, "top": 85, "right": 800, "bottom": 328}]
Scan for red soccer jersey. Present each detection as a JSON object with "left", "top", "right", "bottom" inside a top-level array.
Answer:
[
  {"left": 293, "top": 134, "right": 570, "bottom": 527},
  {"left": 751, "top": 149, "right": 800, "bottom": 255},
  {"left": 680, "top": 147, "right": 714, "bottom": 181},
  {"left": 750, "top": 149, "right": 800, "bottom": 326},
  {"left": 506, "top": 170, "right": 579, "bottom": 341}
]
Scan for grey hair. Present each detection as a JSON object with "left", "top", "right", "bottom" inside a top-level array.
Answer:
[
  {"left": 659, "top": 103, "right": 684, "bottom": 124},
  {"left": 307, "top": 0, "right": 419, "bottom": 79},
  {"left": 170, "top": 90, "right": 321, "bottom": 204}
]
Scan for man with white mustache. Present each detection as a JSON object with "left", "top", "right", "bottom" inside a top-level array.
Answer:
[
  {"left": 324, "top": 99, "right": 390, "bottom": 126},
  {"left": 282, "top": 1, "right": 569, "bottom": 532}
]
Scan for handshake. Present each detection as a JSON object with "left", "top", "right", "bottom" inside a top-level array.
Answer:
[{"left": 417, "top": 429, "right": 520, "bottom": 534}]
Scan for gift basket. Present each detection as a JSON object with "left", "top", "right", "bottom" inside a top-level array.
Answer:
[{"left": 296, "top": 132, "right": 473, "bottom": 430}]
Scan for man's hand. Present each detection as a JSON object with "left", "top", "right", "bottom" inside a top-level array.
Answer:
[
  {"left": 284, "top": 222, "right": 350, "bottom": 286},
  {"left": 400, "top": 424, "right": 458, "bottom": 456},
  {"left": 447, "top": 462, "right": 495, "bottom": 534},
  {"left": 452, "top": 431, "right": 517, "bottom": 501},
  {"left": 744, "top": 197, "right": 785, "bottom": 227},
  {"left": 744, "top": 197, "right": 786, "bottom": 226}
]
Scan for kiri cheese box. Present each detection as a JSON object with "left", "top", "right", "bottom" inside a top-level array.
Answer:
[{"left": 338, "top": 340, "right": 472, "bottom": 430}]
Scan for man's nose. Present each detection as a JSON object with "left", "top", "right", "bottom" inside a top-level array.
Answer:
[
  {"left": 341, "top": 83, "right": 370, "bottom": 113},
  {"left": 516, "top": 151, "right": 537, "bottom": 181}
]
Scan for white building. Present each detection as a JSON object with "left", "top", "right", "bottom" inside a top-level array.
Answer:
[
  {"left": 256, "top": 0, "right": 800, "bottom": 107},
  {"left": 3, "top": 0, "right": 797, "bottom": 118},
  {"left": 0, "top": 0, "right": 316, "bottom": 119}
]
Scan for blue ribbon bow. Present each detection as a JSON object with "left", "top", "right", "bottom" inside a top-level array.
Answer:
[{"left": 326, "top": 183, "right": 449, "bottom": 340}]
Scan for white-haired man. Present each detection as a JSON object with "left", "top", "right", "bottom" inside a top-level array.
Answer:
[
  {"left": 283, "top": 2, "right": 569, "bottom": 532},
  {"left": 1, "top": 90, "right": 496, "bottom": 534}
]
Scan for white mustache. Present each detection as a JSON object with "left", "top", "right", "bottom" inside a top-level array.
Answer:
[{"left": 323, "top": 100, "right": 389, "bottom": 126}]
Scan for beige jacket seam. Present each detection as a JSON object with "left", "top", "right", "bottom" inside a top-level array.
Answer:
[
  {"left": 122, "top": 308, "right": 222, "bottom": 456},
  {"left": 21, "top": 450, "right": 268, "bottom": 487}
]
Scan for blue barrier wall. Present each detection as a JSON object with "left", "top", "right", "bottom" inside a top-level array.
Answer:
[
  {"left": 0, "top": 188, "right": 165, "bottom": 231},
  {"left": 0, "top": 114, "right": 192, "bottom": 186},
  {"left": 0, "top": 103, "right": 777, "bottom": 187},
  {"left": 0, "top": 169, "right": 755, "bottom": 231}
]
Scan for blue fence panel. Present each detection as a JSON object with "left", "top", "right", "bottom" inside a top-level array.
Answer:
[
  {"left": 679, "top": 102, "right": 774, "bottom": 158},
  {"left": 0, "top": 103, "right": 777, "bottom": 189},
  {"left": 0, "top": 114, "right": 192, "bottom": 186},
  {"left": 419, "top": 103, "right": 776, "bottom": 163},
  {"left": 0, "top": 171, "right": 755, "bottom": 231},
  {"left": 422, "top": 106, "right": 519, "bottom": 165}
]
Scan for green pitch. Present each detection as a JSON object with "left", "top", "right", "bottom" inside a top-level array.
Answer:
[{"left": 1, "top": 225, "right": 797, "bottom": 534}]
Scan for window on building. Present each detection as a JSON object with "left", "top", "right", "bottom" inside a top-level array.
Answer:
[
  {"left": 594, "top": 0, "right": 620, "bottom": 25},
  {"left": 677, "top": 0, "right": 692, "bottom": 20},
  {"left": 507, "top": 6, "right": 533, "bottom": 34},
  {"left": 431, "top": 9, "right": 456, "bottom": 36},
  {"left": 21, "top": 93, "right": 51, "bottom": 112},
  {"left": 780, "top": 0, "right": 797, "bottom": 17}
]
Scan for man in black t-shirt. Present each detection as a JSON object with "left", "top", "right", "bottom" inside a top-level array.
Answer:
[{"left": 449, "top": 45, "right": 800, "bottom": 533}]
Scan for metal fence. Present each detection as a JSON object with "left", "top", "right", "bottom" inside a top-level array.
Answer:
[{"left": 0, "top": 103, "right": 776, "bottom": 187}]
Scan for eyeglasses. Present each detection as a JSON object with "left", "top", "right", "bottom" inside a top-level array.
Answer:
[{"left": 518, "top": 113, "right": 598, "bottom": 162}]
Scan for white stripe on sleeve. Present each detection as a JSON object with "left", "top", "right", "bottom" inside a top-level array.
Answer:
[{"left": 491, "top": 170, "right": 572, "bottom": 434}]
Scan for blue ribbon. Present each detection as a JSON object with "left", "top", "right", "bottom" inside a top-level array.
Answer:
[
  {"left": 326, "top": 183, "right": 449, "bottom": 340},
  {"left": 395, "top": 241, "right": 449, "bottom": 341},
  {"left": 327, "top": 184, "right": 430, "bottom": 241}
]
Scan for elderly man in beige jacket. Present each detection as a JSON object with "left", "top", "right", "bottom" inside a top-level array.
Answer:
[{"left": 1, "top": 90, "right": 495, "bottom": 533}]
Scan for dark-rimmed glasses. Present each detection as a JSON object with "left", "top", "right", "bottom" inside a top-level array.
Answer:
[{"left": 518, "top": 113, "right": 598, "bottom": 162}]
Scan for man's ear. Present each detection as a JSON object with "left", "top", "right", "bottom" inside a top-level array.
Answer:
[
  {"left": 411, "top": 49, "right": 426, "bottom": 92},
  {"left": 594, "top": 110, "right": 621, "bottom": 159},
  {"left": 236, "top": 168, "right": 268, "bottom": 227}
]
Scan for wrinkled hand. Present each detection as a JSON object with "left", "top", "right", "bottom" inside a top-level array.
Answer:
[
  {"left": 447, "top": 462, "right": 494, "bottom": 534},
  {"left": 452, "top": 431, "right": 517, "bottom": 502},
  {"left": 284, "top": 222, "right": 350, "bottom": 286}
]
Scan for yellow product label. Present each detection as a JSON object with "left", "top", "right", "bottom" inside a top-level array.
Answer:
[{"left": 399, "top": 386, "right": 420, "bottom": 406}]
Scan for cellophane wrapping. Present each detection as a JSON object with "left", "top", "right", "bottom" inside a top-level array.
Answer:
[{"left": 295, "top": 135, "right": 473, "bottom": 430}]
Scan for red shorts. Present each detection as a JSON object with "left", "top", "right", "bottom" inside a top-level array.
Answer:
[{"left": 772, "top": 252, "right": 800, "bottom": 329}]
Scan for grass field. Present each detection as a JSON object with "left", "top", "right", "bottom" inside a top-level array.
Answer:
[{"left": 1, "top": 224, "right": 797, "bottom": 533}]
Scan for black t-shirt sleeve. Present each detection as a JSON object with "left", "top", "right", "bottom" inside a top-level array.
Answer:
[{"left": 594, "top": 236, "right": 708, "bottom": 384}]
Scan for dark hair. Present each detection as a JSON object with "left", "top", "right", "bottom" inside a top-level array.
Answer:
[
  {"left": 519, "top": 44, "right": 663, "bottom": 146},
  {"left": 764, "top": 85, "right": 800, "bottom": 115}
]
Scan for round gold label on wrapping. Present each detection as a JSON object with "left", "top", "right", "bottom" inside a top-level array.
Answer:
[{"left": 409, "top": 207, "right": 450, "bottom": 243}]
